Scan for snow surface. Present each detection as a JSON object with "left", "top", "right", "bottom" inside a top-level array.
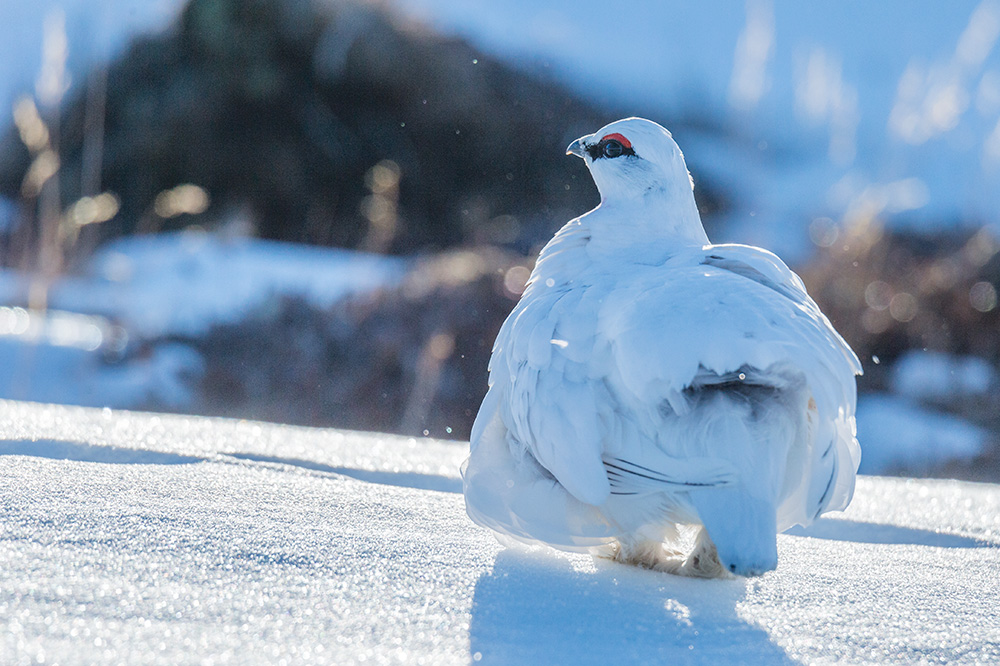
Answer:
[
  {"left": 856, "top": 394, "right": 987, "bottom": 476},
  {"left": 0, "top": 231, "right": 404, "bottom": 410},
  {"left": 0, "top": 230, "right": 406, "bottom": 339},
  {"left": 892, "top": 349, "right": 997, "bottom": 402},
  {"left": 1, "top": 399, "right": 998, "bottom": 665},
  {"left": 0, "top": 337, "right": 204, "bottom": 410}
]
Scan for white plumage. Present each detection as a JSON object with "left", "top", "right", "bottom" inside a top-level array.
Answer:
[{"left": 462, "top": 117, "right": 861, "bottom": 577}]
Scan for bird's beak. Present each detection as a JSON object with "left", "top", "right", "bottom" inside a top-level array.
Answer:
[{"left": 566, "top": 134, "right": 592, "bottom": 159}]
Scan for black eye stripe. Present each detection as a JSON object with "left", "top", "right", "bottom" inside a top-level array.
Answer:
[{"left": 586, "top": 138, "right": 636, "bottom": 160}]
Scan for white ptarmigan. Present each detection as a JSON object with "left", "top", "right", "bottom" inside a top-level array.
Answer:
[{"left": 462, "top": 117, "right": 862, "bottom": 577}]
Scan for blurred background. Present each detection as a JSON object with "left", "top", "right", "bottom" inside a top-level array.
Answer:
[{"left": 0, "top": 0, "right": 998, "bottom": 481}]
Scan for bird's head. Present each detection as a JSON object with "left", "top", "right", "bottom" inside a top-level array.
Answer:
[{"left": 567, "top": 117, "right": 696, "bottom": 207}]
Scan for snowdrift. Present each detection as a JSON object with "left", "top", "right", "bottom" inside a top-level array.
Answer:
[{"left": 1, "top": 400, "right": 998, "bottom": 664}]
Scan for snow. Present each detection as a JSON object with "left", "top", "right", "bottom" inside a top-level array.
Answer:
[
  {"left": 2, "top": 399, "right": 998, "bottom": 664},
  {"left": 83, "top": 231, "right": 406, "bottom": 338},
  {"left": 0, "top": 336, "right": 202, "bottom": 411},
  {"left": 1, "top": 234, "right": 985, "bottom": 479},
  {"left": 892, "top": 349, "right": 997, "bottom": 401},
  {"left": 0, "top": 230, "right": 406, "bottom": 340},
  {"left": 0, "top": 231, "right": 404, "bottom": 410},
  {"left": 856, "top": 393, "right": 986, "bottom": 475}
]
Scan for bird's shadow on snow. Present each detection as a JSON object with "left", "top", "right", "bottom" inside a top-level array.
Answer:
[
  {"left": 222, "top": 452, "right": 463, "bottom": 494},
  {"left": 785, "top": 518, "right": 993, "bottom": 548},
  {"left": 0, "top": 439, "right": 204, "bottom": 465},
  {"left": 468, "top": 549, "right": 797, "bottom": 664}
]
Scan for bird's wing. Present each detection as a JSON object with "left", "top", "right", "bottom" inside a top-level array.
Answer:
[
  {"left": 700, "top": 244, "right": 862, "bottom": 376},
  {"left": 599, "top": 244, "right": 862, "bottom": 522},
  {"left": 464, "top": 380, "right": 620, "bottom": 549},
  {"left": 490, "top": 284, "right": 617, "bottom": 506},
  {"left": 488, "top": 264, "right": 742, "bottom": 509},
  {"left": 603, "top": 243, "right": 860, "bottom": 400},
  {"left": 483, "top": 242, "right": 859, "bottom": 522}
]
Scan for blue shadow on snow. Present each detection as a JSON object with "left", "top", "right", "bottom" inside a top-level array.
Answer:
[
  {"left": 0, "top": 439, "right": 204, "bottom": 465},
  {"left": 785, "top": 518, "right": 992, "bottom": 548},
  {"left": 223, "top": 451, "right": 463, "bottom": 494},
  {"left": 468, "top": 549, "right": 797, "bottom": 665}
]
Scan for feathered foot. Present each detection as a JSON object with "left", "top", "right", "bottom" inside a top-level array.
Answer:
[
  {"left": 597, "top": 536, "right": 686, "bottom": 572},
  {"left": 599, "top": 527, "right": 728, "bottom": 579},
  {"left": 677, "top": 527, "right": 727, "bottom": 578}
]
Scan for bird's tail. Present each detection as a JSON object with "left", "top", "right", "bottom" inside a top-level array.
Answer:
[
  {"left": 689, "top": 485, "right": 778, "bottom": 576},
  {"left": 682, "top": 388, "right": 801, "bottom": 576}
]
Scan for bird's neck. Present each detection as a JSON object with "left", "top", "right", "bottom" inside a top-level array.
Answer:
[{"left": 584, "top": 188, "right": 709, "bottom": 260}]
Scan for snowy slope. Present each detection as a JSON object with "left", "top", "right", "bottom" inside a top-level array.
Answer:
[
  {"left": 0, "top": 231, "right": 405, "bottom": 410},
  {"left": 0, "top": 231, "right": 406, "bottom": 340},
  {"left": 1, "top": 400, "right": 998, "bottom": 665}
]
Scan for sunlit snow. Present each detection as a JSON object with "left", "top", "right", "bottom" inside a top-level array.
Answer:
[
  {"left": 0, "top": 230, "right": 406, "bottom": 339},
  {"left": 0, "top": 231, "right": 404, "bottom": 409},
  {"left": 1, "top": 400, "right": 998, "bottom": 664}
]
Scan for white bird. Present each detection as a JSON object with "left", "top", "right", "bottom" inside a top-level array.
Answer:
[{"left": 462, "top": 117, "right": 862, "bottom": 577}]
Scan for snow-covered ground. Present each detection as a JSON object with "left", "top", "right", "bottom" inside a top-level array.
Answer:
[
  {"left": 0, "top": 230, "right": 406, "bottom": 340},
  {"left": 1, "top": 399, "right": 998, "bottom": 664},
  {"left": 0, "top": 229, "right": 988, "bottom": 476},
  {"left": 0, "top": 231, "right": 404, "bottom": 409},
  {"left": 0, "top": 3, "right": 996, "bottom": 477},
  {"left": 892, "top": 349, "right": 997, "bottom": 403},
  {"left": 856, "top": 394, "right": 987, "bottom": 475}
]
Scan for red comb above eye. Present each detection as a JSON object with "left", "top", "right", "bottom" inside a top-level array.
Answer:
[{"left": 600, "top": 132, "right": 632, "bottom": 148}]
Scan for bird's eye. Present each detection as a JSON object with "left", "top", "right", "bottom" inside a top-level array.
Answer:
[{"left": 603, "top": 140, "right": 624, "bottom": 158}]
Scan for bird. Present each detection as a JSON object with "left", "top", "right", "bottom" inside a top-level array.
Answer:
[{"left": 461, "top": 117, "right": 862, "bottom": 577}]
